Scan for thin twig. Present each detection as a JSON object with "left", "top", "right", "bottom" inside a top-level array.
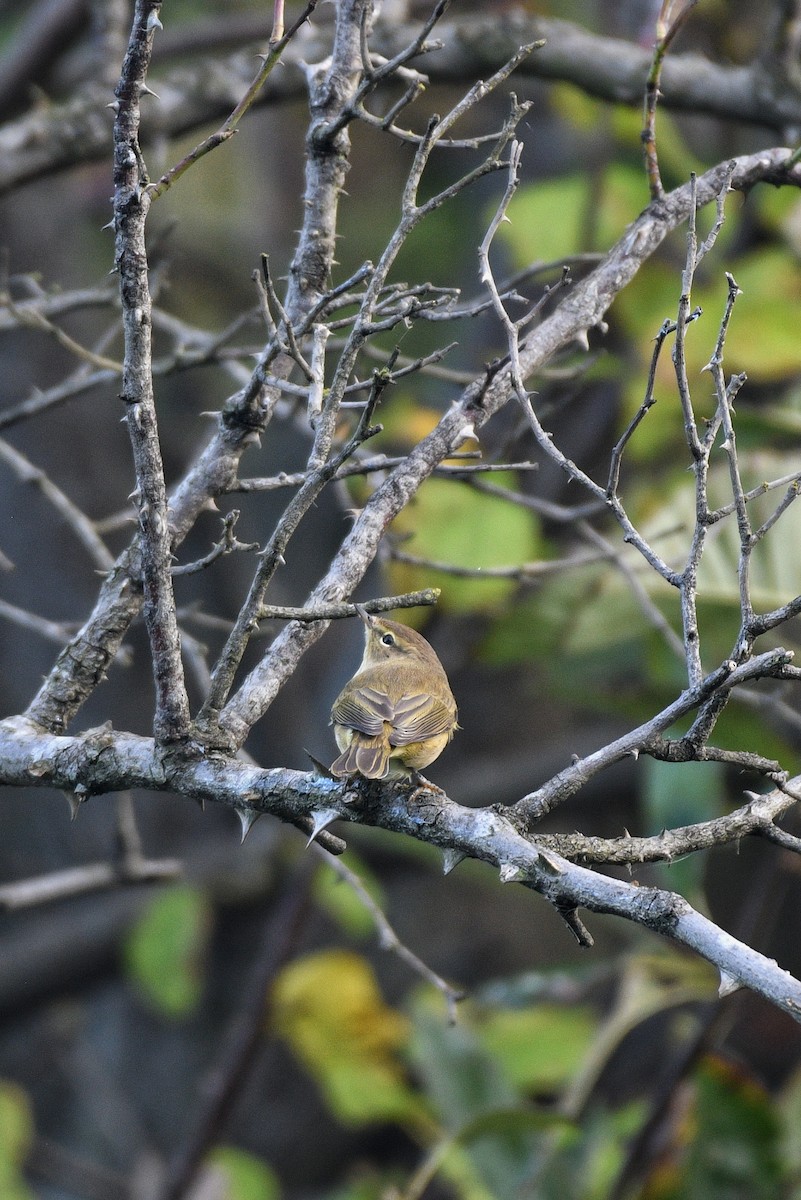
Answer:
[
  {"left": 145, "top": 1, "right": 319, "bottom": 199},
  {"left": 314, "top": 847, "right": 463, "bottom": 1022},
  {"left": 0, "top": 438, "right": 114, "bottom": 572},
  {"left": 258, "top": 589, "right": 441, "bottom": 620}
]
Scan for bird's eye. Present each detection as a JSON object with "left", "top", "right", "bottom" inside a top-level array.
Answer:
[{"left": 381, "top": 633, "right": 395, "bottom": 646}]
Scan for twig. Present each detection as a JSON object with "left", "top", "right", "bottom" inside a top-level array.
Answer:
[
  {"left": 389, "top": 546, "right": 611, "bottom": 580},
  {"left": 0, "top": 291, "right": 122, "bottom": 372},
  {"left": 513, "top": 648, "right": 796, "bottom": 825},
  {"left": 258, "top": 589, "right": 441, "bottom": 620},
  {"left": 199, "top": 361, "right": 388, "bottom": 725},
  {"left": 314, "top": 846, "right": 463, "bottom": 1022},
  {"left": 145, "top": 1, "right": 319, "bottom": 200},
  {"left": 0, "top": 599, "right": 77, "bottom": 645},
  {"left": 229, "top": 455, "right": 532, "bottom": 493},
  {"left": 0, "top": 438, "right": 114, "bottom": 572},
  {"left": 534, "top": 774, "right": 797, "bottom": 867},
  {"left": 642, "top": 1, "right": 701, "bottom": 200},
  {"left": 0, "top": 858, "right": 182, "bottom": 910},
  {"left": 170, "top": 510, "right": 259, "bottom": 577}
]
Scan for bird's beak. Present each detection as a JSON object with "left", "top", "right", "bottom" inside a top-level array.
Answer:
[{"left": 354, "top": 604, "right": 374, "bottom": 627}]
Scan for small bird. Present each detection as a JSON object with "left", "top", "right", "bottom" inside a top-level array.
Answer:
[{"left": 330, "top": 606, "right": 458, "bottom": 781}]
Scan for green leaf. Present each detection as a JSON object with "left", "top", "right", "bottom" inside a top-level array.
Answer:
[
  {"left": 534, "top": 1103, "right": 643, "bottom": 1200},
  {"left": 388, "top": 475, "right": 540, "bottom": 614},
  {"left": 272, "top": 950, "right": 421, "bottom": 1126},
  {"left": 123, "top": 885, "right": 211, "bottom": 1017},
  {"left": 496, "top": 164, "right": 645, "bottom": 264},
  {"left": 325, "top": 1174, "right": 403, "bottom": 1200},
  {"left": 475, "top": 1005, "right": 598, "bottom": 1092},
  {"left": 206, "top": 1147, "right": 281, "bottom": 1200},
  {"left": 696, "top": 250, "right": 801, "bottom": 381},
  {"left": 407, "top": 989, "right": 519, "bottom": 1131},
  {"left": 0, "top": 1081, "right": 34, "bottom": 1200},
  {"left": 407, "top": 992, "right": 569, "bottom": 1199},
  {"left": 778, "top": 1061, "right": 801, "bottom": 1185},
  {"left": 646, "top": 1057, "right": 782, "bottom": 1200}
]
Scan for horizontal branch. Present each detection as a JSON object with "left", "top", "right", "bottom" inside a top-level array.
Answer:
[
  {"left": 258, "top": 589, "right": 441, "bottom": 621},
  {"left": 2, "top": 11, "right": 797, "bottom": 195},
  {"left": 0, "top": 857, "right": 182, "bottom": 910},
  {"left": 2, "top": 716, "right": 800, "bottom": 1020},
  {"left": 535, "top": 784, "right": 799, "bottom": 865}
]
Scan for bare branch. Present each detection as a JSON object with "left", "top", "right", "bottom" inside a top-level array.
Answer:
[
  {"left": 112, "top": 0, "right": 191, "bottom": 743},
  {"left": 0, "top": 438, "right": 114, "bottom": 572}
]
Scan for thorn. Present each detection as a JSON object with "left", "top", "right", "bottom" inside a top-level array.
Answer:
[
  {"left": 235, "top": 804, "right": 261, "bottom": 843},
  {"left": 62, "top": 790, "right": 83, "bottom": 821},
  {"left": 101, "top": 219, "right": 115, "bottom": 232},
  {"left": 499, "top": 862, "right": 524, "bottom": 883},
  {"left": 718, "top": 969, "right": 741, "bottom": 998},
  {"left": 305, "top": 750, "right": 336, "bottom": 779},
  {"left": 441, "top": 848, "right": 466, "bottom": 876},
  {"left": 140, "top": 83, "right": 161, "bottom": 99},
  {"left": 306, "top": 807, "right": 340, "bottom": 847},
  {"left": 537, "top": 849, "right": 566, "bottom": 875},
  {"left": 452, "top": 421, "right": 476, "bottom": 448}
]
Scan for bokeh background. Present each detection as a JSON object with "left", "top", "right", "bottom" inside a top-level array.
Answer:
[{"left": 3, "top": 1, "right": 801, "bottom": 1197}]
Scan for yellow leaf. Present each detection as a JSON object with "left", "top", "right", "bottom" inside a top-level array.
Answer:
[{"left": 272, "top": 950, "right": 419, "bottom": 1125}]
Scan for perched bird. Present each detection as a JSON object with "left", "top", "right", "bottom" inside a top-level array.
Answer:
[{"left": 330, "top": 606, "right": 458, "bottom": 780}]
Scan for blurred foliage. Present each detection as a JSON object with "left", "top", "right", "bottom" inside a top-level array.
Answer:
[
  {"left": 122, "top": 884, "right": 212, "bottom": 1016},
  {"left": 3, "top": 2, "right": 801, "bottom": 1198},
  {"left": 271, "top": 949, "right": 422, "bottom": 1126},
  {"left": 262, "top": 942, "right": 801, "bottom": 1199},
  {"left": 0, "top": 1081, "right": 34, "bottom": 1200},
  {"left": 388, "top": 473, "right": 542, "bottom": 615},
  {"left": 643, "top": 1057, "right": 783, "bottom": 1200},
  {"left": 205, "top": 1146, "right": 282, "bottom": 1200}
]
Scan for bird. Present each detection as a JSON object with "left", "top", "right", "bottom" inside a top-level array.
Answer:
[{"left": 330, "top": 606, "right": 458, "bottom": 781}]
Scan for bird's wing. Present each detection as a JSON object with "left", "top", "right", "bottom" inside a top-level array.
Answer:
[
  {"left": 331, "top": 685, "right": 395, "bottom": 736},
  {"left": 332, "top": 684, "right": 454, "bottom": 745},
  {"left": 388, "top": 692, "right": 456, "bottom": 746}
]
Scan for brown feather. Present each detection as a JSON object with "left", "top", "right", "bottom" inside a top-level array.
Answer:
[{"left": 330, "top": 611, "right": 458, "bottom": 780}]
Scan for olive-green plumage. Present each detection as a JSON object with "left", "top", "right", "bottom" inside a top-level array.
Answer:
[{"left": 330, "top": 606, "right": 458, "bottom": 780}]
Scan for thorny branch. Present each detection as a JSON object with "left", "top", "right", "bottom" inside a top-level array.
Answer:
[
  {"left": 112, "top": 0, "right": 191, "bottom": 744},
  {"left": 4, "top": 0, "right": 801, "bottom": 1037},
  {"left": 6, "top": 9, "right": 801, "bottom": 196}
]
